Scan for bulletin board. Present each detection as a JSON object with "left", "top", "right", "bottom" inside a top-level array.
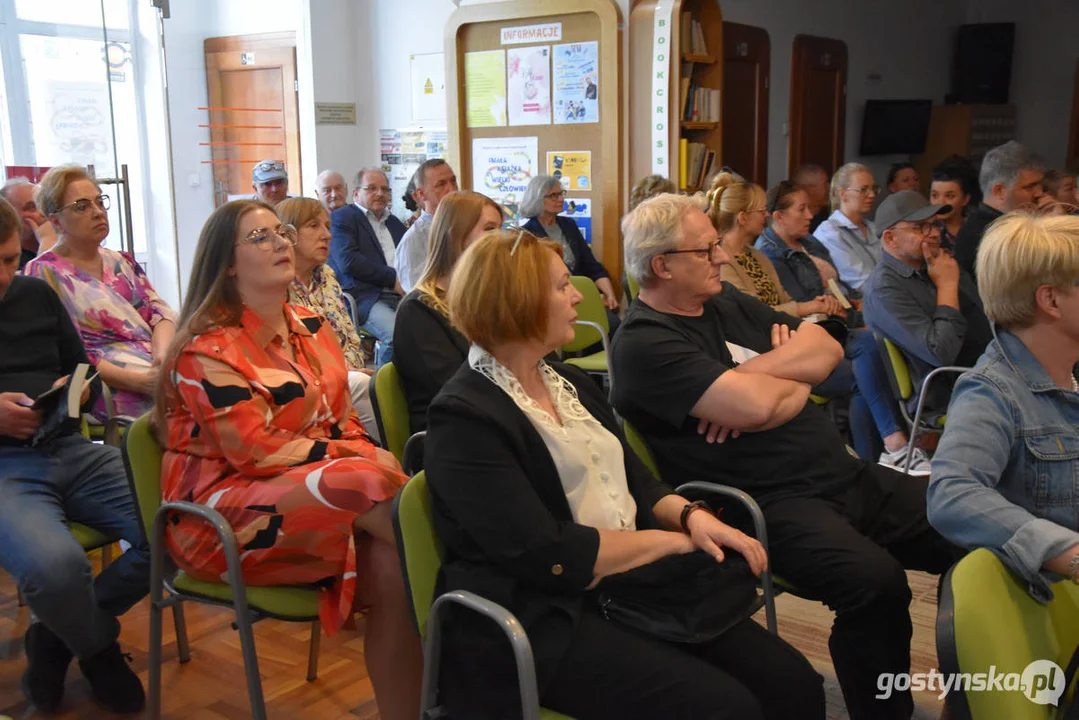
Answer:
[{"left": 445, "top": 0, "right": 623, "bottom": 284}]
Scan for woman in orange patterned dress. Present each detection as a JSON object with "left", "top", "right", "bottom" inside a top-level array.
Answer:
[{"left": 155, "top": 200, "right": 421, "bottom": 720}]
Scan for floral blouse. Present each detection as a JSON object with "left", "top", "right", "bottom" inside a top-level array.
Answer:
[
  {"left": 23, "top": 247, "right": 175, "bottom": 420},
  {"left": 288, "top": 264, "right": 365, "bottom": 369}
]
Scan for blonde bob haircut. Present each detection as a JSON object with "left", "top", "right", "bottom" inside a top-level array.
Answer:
[
  {"left": 37, "top": 164, "right": 97, "bottom": 217},
  {"left": 977, "top": 212, "right": 1079, "bottom": 329},
  {"left": 448, "top": 229, "right": 562, "bottom": 348}
]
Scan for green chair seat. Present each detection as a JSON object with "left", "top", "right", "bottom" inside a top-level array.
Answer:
[
  {"left": 371, "top": 362, "right": 411, "bottom": 464},
  {"left": 564, "top": 351, "right": 608, "bottom": 373},
  {"left": 68, "top": 522, "right": 113, "bottom": 550},
  {"left": 540, "top": 710, "right": 575, "bottom": 720},
  {"left": 172, "top": 573, "right": 319, "bottom": 620},
  {"left": 809, "top": 394, "right": 828, "bottom": 406}
]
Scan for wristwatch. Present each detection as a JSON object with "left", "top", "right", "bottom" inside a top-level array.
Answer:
[{"left": 680, "top": 500, "right": 712, "bottom": 534}]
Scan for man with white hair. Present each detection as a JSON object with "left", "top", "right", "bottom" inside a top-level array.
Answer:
[
  {"left": 0, "top": 178, "right": 57, "bottom": 267},
  {"left": 611, "top": 192, "right": 962, "bottom": 720},
  {"left": 954, "top": 140, "right": 1044, "bottom": 281},
  {"left": 315, "top": 170, "right": 348, "bottom": 214}
]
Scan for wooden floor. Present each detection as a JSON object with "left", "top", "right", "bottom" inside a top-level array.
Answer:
[{"left": 0, "top": 551, "right": 945, "bottom": 719}]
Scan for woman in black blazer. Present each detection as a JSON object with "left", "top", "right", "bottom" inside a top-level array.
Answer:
[
  {"left": 393, "top": 191, "right": 502, "bottom": 432},
  {"left": 424, "top": 228, "right": 824, "bottom": 720}
]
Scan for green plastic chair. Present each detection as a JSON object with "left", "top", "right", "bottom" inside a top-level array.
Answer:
[
  {"left": 625, "top": 272, "right": 640, "bottom": 301},
  {"left": 937, "top": 548, "right": 1079, "bottom": 719},
  {"left": 875, "top": 333, "right": 971, "bottom": 473},
  {"left": 562, "top": 276, "right": 613, "bottom": 393},
  {"left": 369, "top": 362, "right": 426, "bottom": 474},
  {"left": 392, "top": 471, "right": 575, "bottom": 720},
  {"left": 121, "top": 414, "right": 321, "bottom": 720},
  {"left": 620, "top": 419, "right": 779, "bottom": 634}
]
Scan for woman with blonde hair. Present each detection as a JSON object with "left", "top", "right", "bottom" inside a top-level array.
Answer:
[
  {"left": 929, "top": 212, "right": 1079, "bottom": 596},
  {"left": 629, "top": 174, "right": 678, "bottom": 211},
  {"left": 24, "top": 164, "right": 176, "bottom": 422},
  {"left": 813, "top": 162, "right": 881, "bottom": 290},
  {"left": 156, "top": 199, "right": 422, "bottom": 720},
  {"left": 393, "top": 190, "right": 503, "bottom": 432}
]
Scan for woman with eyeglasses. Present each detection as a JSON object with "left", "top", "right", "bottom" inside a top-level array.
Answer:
[
  {"left": 155, "top": 199, "right": 422, "bottom": 720},
  {"left": 812, "top": 163, "right": 882, "bottom": 292},
  {"left": 521, "top": 175, "right": 620, "bottom": 325},
  {"left": 23, "top": 164, "right": 176, "bottom": 422}
]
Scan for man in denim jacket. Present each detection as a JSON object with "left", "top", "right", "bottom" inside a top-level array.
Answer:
[{"left": 928, "top": 212, "right": 1079, "bottom": 601}]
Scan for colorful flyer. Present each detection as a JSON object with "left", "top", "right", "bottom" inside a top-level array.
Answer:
[
  {"left": 507, "top": 45, "right": 551, "bottom": 126},
  {"left": 472, "top": 136, "right": 539, "bottom": 223},
  {"left": 546, "top": 151, "right": 592, "bottom": 192},
  {"left": 552, "top": 41, "right": 599, "bottom": 124},
  {"left": 560, "top": 198, "right": 592, "bottom": 244},
  {"left": 464, "top": 50, "right": 507, "bottom": 127}
]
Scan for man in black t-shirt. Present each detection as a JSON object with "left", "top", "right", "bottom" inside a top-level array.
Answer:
[
  {"left": 612, "top": 193, "right": 962, "bottom": 720},
  {"left": 0, "top": 198, "right": 147, "bottom": 714}
]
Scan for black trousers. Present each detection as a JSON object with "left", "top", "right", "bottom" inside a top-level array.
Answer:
[
  {"left": 540, "top": 612, "right": 825, "bottom": 720},
  {"left": 765, "top": 464, "right": 965, "bottom": 720}
]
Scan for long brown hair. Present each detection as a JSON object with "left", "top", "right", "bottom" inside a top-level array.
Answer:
[
  {"left": 153, "top": 199, "right": 273, "bottom": 438},
  {"left": 416, "top": 190, "right": 501, "bottom": 315}
]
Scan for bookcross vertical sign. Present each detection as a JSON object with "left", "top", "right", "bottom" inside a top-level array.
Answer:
[{"left": 651, "top": 0, "right": 675, "bottom": 175}]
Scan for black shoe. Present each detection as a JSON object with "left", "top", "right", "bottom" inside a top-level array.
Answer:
[
  {"left": 22, "top": 622, "right": 74, "bottom": 713},
  {"left": 78, "top": 642, "right": 145, "bottom": 714}
]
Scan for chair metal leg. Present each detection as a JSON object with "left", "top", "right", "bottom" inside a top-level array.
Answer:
[
  {"left": 306, "top": 620, "right": 321, "bottom": 682},
  {"left": 233, "top": 605, "right": 268, "bottom": 720},
  {"left": 148, "top": 527, "right": 166, "bottom": 720},
  {"left": 172, "top": 599, "right": 191, "bottom": 664},
  {"left": 903, "top": 366, "right": 972, "bottom": 473}
]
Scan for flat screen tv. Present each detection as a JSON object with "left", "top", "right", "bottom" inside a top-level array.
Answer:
[{"left": 859, "top": 100, "right": 933, "bottom": 155}]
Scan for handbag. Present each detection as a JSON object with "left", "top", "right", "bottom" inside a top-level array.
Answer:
[{"left": 591, "top": 550, "right": 759, "bottom": 644}]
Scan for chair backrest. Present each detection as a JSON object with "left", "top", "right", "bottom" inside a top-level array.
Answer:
[
  {"left": 562, "top": 276, "right": 609, "bottom": 354},
  {"left": 371, "top": 362, "right": 411, "bottom": 463},
  {"left": 625, "top": 272, "right": 640, "bottom": 302},
  {"left": 391, "top": 471, "right": 443, "bottom": 639},
  {"left": 120, "top": 413, "right": 164, "bottom": 541},
  {"left": 876, "top": 333, "right": 914, "bottom": 402},
  {"left": 622, "top": 418, "right": 661, "bottom": 480},
  {"left": 341, "top": 290, "right": 360, "bottom": 331},
  {"left": 938, "top": 548, "right": 1079, "bottom": 719}
]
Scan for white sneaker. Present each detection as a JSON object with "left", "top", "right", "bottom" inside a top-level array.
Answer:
[{"left": 878, "top": 446, "right": 932, "bottom": 476}]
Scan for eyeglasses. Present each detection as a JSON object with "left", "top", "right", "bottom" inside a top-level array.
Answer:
[
  {"left": 255, "top": 161, "right": 285, "bottom": 173},
  {"left": 56, "top": 194, "right": 110, "bottom": 215},
  {"left": 662, "top": 240, "right": 723, "bottom": 262},
  {"left": 845, "top": 185, "right": 881, "bottom": 196},
  {"left": 896, "top": 221, "right": 938, "bottom": 237},
  {"left": 360, "top": 185, "right": 391, "bottom": 194},
  {"left": 237, "top": 223, "right": 297, "bottom": 251},
  {"left": 545, "top": 189, "right": 566, "bottom": 201}
]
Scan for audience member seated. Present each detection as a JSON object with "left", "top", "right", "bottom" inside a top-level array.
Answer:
[
  {"left": 611, "top": 193, "right": 962, "bottom": 720},
  {"left": 394, "top": 159, "right": 459, "bottom": 292},
  {"left": 425, "top": 226, "right": 825, "bottom": 720},
  {"left": 886, "top": 162, "right": 919, "bottom": 194},
  {"left": 521, "top": 175, "right": 620, "bottom": 330},
  {"left": 157, "top": 199, "right": 421, "bottom": 720},
  {"left": 757, "top": 181, "right": 929, "bottom": 473},
  {"left": 1042, "top": 169, "right": 1077, "bottom": 207},
  {"left": 0, "top": 177, "right": 57, "bottom": 267},
  {"left": 23, "top": 164, "right": 175, "bottom": 423},
  {"left": 0, "top": 197, "right": 149, "bottom": 714},
  {"left": 954, "top": 141, "right": 1045, "bottom": 280},
  {"left": 928, "top": 212, "right": 1079, "bottom": 601},
  {"left": 276, "top": 197, "right": 379, "bottom": 440},
  {"left": 393, "top": 190, "right": 499, "bottom": 433},
  {"left": 628, "top": 173, "right": 677, "bottom": 211},
  {"left": 813, "top": 163, "right": 881, "bottom": 291},
  {"left": 863, "top": 191, "right": 992, "bottom": 417},
  {"left": 399, "top": 173, "right": 422, "bottom": 230},
  {"left": 251, "top": 160, "right": 290, "bottom": 206},
  {"left": 315, "top": 169, "right": 348, "bottom": 214},
  {"left": 929, "top": 166, "right": 972, "bottom": 252},
  {"left": 792, "top": 163, "right": 830, "bottom": 234},
  {"left": 329, "top": 167, "right": 405, "bottom": 368}
]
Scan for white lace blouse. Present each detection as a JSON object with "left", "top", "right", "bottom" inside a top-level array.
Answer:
[{"left": 468, "top": 345, "right": 638, "bottom": 532}]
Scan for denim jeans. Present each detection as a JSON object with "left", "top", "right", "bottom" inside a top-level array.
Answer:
[
  {"left": 0, "top": 434, "right": 150, "bottom": 659},
  {"left": 361, "top": 297, "right": 397, "bottom": 368}
]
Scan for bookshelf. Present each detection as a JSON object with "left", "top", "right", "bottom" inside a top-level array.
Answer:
[{"left": 629, "top": 0, "right": 724, "bottom": 194}]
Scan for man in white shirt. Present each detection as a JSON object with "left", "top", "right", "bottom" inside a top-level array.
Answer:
[
  {"left": 327, "top": 167, "right": 406, "bottom": 367},
  {"left": 394, "top": 159, "right": 459, "bottom": 291}
]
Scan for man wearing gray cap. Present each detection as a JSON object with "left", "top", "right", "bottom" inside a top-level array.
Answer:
[
  {"left": 251, "top": 159, "right": 290, "bottom": 206},
  {"left": 863, "top": 190, "right": 992, "bottom": 414}
]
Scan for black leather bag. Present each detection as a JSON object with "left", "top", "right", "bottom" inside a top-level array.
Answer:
[{"left": 591, "top": 551, "right": 759, "bottom": 644}]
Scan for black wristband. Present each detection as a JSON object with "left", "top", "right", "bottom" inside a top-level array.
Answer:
[{"left": 680, "top": 500, "right": 711, "bottom": 534}]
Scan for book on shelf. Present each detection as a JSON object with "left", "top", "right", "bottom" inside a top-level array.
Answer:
[
  {"left": 680, "top": 12, "right": 709, "bottom": 55},
  {"left": 679, "top": 140, "right": 717, "bottom": 191},
  {"left": 682, "top": 85, "right": 721, "bottom": 123}
]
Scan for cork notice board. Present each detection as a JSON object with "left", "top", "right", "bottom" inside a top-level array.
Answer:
[{"left": 445, "top": 0, "right": 623, "bottom": 282}]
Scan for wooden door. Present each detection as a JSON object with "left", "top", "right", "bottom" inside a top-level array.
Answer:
[
  {"left": 722, "top": 23, "right": 769, "bottom": 185},
  {"left": 788, "top": 35, "right": 847, "bottom": 177},
  {"left": 1068, "top": 58, "right": 1079, "bottom": 171},
  {"left": 204, "top": 32, "right": 301, "bottom": 206}
]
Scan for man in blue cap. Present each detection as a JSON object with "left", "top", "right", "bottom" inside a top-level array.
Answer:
[{"left": 251, "top": 159, "right": 290, "bottom": 206}]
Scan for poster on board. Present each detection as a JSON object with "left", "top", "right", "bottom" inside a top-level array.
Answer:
[
  {"left": 472, "top": 136, "right": 539, "bottom": 225},
  {"left": 560, "top": 198, "right": 592, "bottom": 244},
  {"left": 380, "top": 128, "right": 448, "bottom": 223},
  {"left": 552, "top": 41, "right": 599, "bottom": 124},
  {"left": 410, "top": 52, "right": 446, "bottom": 123},
  {"left": 464, "top": 50, "right": 507, "bottom": 127},
  {"left": 546, "top": 151, "right": 592, "bottom": 192},
  {"left": 507, "top": 46, "right": 551, "bottom": 126}
]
